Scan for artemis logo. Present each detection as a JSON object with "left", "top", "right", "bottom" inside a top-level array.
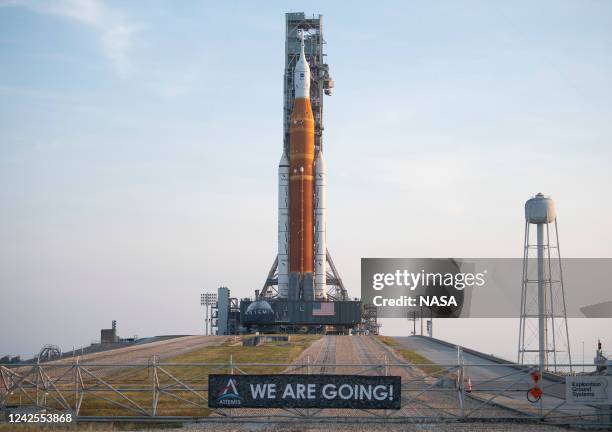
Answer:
[{"left": 215, "top": 378, "right": 242, "bottom": 407}]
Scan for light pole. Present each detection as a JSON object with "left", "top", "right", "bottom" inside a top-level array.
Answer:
[
  {"left": 420, "top": 306, "right": 423, "bottom": 336},
  {"left": 582, "top": 341, "right": 585, "bottom": 373},
  {"left": 201, "top": 292, "right": 217, "bottom": 335}
]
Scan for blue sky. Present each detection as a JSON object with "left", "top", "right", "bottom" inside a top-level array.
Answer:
[{"left": 1, "top": 1, "right": 611, "bottom": 358}]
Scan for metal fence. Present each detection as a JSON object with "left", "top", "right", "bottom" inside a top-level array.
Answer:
[{"left": 1, "top": 356, "right": 610, "bottom": 428}]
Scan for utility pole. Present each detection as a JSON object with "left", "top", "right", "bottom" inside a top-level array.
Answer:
[
  {"left": 420, "top": 306, "right": 423, "bottom": 336},
  {"left": 582, "top": 341, "right": 585, "bottom": 373}
]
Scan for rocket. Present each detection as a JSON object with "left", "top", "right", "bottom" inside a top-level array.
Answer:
[
  {"left": 289, "top": 30, "right": 315, "bottom": 301},
  {"left": 278, "top": 30, "right": 327, "bottom": 301}
]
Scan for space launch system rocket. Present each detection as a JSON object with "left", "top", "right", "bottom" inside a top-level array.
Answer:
[{"left": 278, "top": 30, "right": 326, "bottom": 301}]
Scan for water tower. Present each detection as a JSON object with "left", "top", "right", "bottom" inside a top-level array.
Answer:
[{"left": 518, "top": 193, "right": 572, "bottom": 372}]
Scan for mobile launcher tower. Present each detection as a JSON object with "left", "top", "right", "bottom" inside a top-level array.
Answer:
[{"left": 240, "top": 13, "right": 362, "bottom": 334}]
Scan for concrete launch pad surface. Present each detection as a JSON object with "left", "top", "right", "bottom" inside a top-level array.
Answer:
[{"left": 296, "top": 334, "right": 406, "bottom": 372}]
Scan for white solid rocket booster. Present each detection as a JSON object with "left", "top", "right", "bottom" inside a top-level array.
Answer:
[
  {"left": 314, "top": 150, "right": 327, "bottom": 299},
  {"left": 277, "top": 150, "right": 290, "bottom": 298}
]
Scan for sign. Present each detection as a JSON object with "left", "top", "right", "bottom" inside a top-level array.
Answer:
[
  {"left": 566, "top": 376, "right": 612, "bottom": 405},
  {"left": 525, "top": 371, "right": 543, "bottom": 403},
  {"left": 208, "top": 374, "right": 401, "bottom": 409},
  {"left": 528, "top": 386, "right": 542, "bottom": 402}
]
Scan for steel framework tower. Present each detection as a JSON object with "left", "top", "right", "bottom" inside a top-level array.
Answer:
[
  {"left": 261, "top": 12, "right": 348, "bottom": 301},
  {"left": 518, "top": 193, "right": 572, "bottom": 373}
]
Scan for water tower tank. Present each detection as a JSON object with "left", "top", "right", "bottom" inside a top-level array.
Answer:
[{"left": 525, "top": 193, "right": 556, "bottom": 224}]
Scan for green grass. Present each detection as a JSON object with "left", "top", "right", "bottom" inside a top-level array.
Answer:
[{"left": 378, "top": 336, "right": 446, "bottom": 376}]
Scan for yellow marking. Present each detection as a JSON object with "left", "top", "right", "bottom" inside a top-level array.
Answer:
[{"left": 290, "top": 175, "right": 314, "bottom": 180}]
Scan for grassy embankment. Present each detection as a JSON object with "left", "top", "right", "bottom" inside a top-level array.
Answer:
[
  {"left": 378, "top": 336, "right": 446, "bottom": 376},
  {"left": 2, "top": 334, "right": 320, "bottom": 424}
]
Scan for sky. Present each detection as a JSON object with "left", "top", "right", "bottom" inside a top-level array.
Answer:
[{"left": 1, "top": 1, "right": 611, "bottom": 360}]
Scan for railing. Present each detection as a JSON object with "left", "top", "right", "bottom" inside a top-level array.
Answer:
[{"left": 0, "top": 357, "right": 610, "bottom": 427}]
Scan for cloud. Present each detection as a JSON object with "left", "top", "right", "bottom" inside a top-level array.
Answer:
[{"left": 3, "top": 0, "right": 142, "bottom": 78}]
